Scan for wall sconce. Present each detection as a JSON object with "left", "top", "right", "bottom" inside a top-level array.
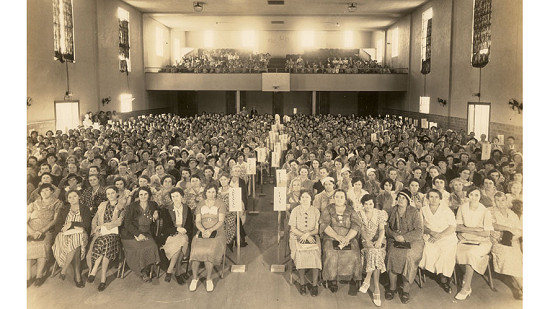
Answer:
[
  {"left": 102, "top": 96, "right": 112, "bottom": 106},
  {"left": 437, "top": 98, "right": 447, "bottom": 106},
  {"left": 27, "top": 97, "right": 32, "bottom": 107},
  {"left": 508, "top": 99, "right": 522, "bottom": 114}
]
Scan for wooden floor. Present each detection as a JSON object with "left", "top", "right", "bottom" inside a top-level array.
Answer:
[{"left": 27, "top": 181, "right": 522, "bottom": 309}]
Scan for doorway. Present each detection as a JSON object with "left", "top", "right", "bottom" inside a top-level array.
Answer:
[{"left": 467, "top": 102, "right": 491, "bottom": 138}]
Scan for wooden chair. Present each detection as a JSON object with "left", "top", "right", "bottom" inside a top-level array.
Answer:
[
  {"left": 118, "top": 219, "right": 161, "bottom": 280},
  {"left": 416, "top": 267, "right": 457, "bottom": 288}
]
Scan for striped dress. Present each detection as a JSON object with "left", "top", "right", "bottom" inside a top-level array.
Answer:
[{"left": 52, "top": 209, "right": 89, "bottom": 267}]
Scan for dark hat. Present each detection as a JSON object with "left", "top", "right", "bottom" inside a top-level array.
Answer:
[
  {"left": 397, "top": 189, "right": 412, "bottom": 204},
  {"left": 66, "top": 173, "right": 83, "bottom": 183}
]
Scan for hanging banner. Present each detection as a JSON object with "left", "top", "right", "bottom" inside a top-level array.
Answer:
[
  {"left": 246, "top": 158, "right": 257, "bottom": 175},
  {"left": 273, "top": 187, "right": 287, "bottom": 211},
  {"left": 229, "top": 187, "right": 243, "bottom": 212},
  {"left": 276, "top": 169, "right": 288, "bottom": 188}
]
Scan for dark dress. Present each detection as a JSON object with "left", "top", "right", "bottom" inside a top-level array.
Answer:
[
  {"left": 121, "top": 201, "right": 161, "bottom": 274},
  {"left": 386, "top": 205, "right": 424, "bottom": 283},
  {"left": 319, "top": 203, "right": 362, "bottom": 281},
  {"left": 80, "top": 186, "right": 107, "bottom": 219}
]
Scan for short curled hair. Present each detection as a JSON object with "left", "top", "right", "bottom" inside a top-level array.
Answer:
[
  {"left": 169, "top": 187, "right": 185, "bottom": 200},
  {"left": 360, "top": 194, "right": 375, "bottom": 204},
  {"left": 380, "top": 178, "right": 396, "bottom": 191}
]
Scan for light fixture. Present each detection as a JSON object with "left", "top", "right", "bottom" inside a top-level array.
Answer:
[
  {"left": 193, "top": 2, "right": 204, "bottom": 13},
  {"left": 348, "top": 3, "right": 357, "bottom": 12}
]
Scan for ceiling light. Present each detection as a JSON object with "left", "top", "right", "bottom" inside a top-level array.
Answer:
[
  {"left": 348, "top": 3, "right": 357, "bottom": 12},
  {"left": 193, "top": 2, "right": 203, "bottom": 13}
]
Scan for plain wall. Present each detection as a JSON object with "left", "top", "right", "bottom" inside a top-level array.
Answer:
[
  {"left": 196, "top": 91, "right": 227, "bottom": 113},
  {"left": 27, "top": 0, "right": 150, "bottom": 128},
  {"left": 244, "top": 91, "right": 273, "bottom": 115},
  {"left": 143, "top": 15, "right": 171, "bottom": 70},
  {"left": 386, "top": 15, "right": 411, "bottom": 70},
  {"left": 329, "top": 92, "right": 358, "bottom": 115},
  {"left": 184, "top": 30, "right": 374, "bottom": 57}
]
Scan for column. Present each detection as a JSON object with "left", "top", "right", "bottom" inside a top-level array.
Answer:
[
  {"left": 312, "top": 91, "right": 317, "bottom": 115},
  {"left": 236, "top": 90, "right": 241, "bottom": 113}
]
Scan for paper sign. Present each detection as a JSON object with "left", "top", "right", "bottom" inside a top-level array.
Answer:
[
  {"left": 275, "top": 114, "right": 281, "bottom": 124},
  {"left": 274, "top": 187, "right": 287, "bottom": 211},
  {"left": 274, "top": 142, "right": 282, "bottom": 155},
  {"left": 229, "top": 187, "right": 243, "bottom": 212},
  {"left": 498, "top": 135, "right": 505, "bottom": 146},
  {"left": 414, "top": 119, "right": 419, "bottom": 127},
  {"left": 421, "top": 119, "right": 428, "bottom": 129},
  {"left": 93, "top": 122, "right": 100, "bottom": 130},
  {"left": 481, "top": 143, "right": 491, "bottom": 160},
  {"left": 246, "top": 158, "right": 257, "bottom": 175},
  {"left": 276, "top": 169, "right": 288, "bottom": 187},
  {"left": 370, "top": 133, "right": 377, "bottom": 143},
  {"left": 429, "top": 122, "right": 438, "bottom": 128},
  {"left": 271, "top": 124, "right": 277, "bottom": 132},
  {"left": 280, "top": 134, "right": 288, "bottom": 145},
  {"left": 271, "top": 151, "right": 280, "bottom": 167},
  {"left": 293, "top": 108, "right": 297, "bottom": 115},
  {"left": 257, "top": 148, "right": 267, "bottom": 163}
]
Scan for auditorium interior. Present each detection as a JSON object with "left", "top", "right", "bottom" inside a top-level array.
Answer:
[{"left": 25, "top": 0, "right": 528, "bottom": 308}]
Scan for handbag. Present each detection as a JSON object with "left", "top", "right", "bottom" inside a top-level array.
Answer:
[
  {"left": 499, "top": 231, "right": 513, "bottom": 246},
  {"left": 332, "top": 240, "right": 351, "bottom": 250},
  {"left": 393, "top": 241, "right": 411, "bottom": 249},
  {"left": 198, "top": 230, "right": 217, "bottom": 239}
]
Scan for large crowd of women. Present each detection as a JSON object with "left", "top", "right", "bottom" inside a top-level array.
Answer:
[
  {"left": 27, "top": 111, "right": 522, "bottom": 304},
  {"left": 285, "top": 55, "right": 392, "bottom": 74},
  {"left": 160, "top": 49, "right": 271, "bottom": 73}
]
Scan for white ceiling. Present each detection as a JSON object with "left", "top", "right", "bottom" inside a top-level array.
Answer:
[{"left": 121, "top": 0, "right": 429, "bottom": 31}]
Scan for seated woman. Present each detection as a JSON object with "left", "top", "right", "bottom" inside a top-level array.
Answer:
[
  {"left": 287, "top": 178, "right": 302, "bottom": 213},
  {"left": 449, "top": 178, "right": 468, "bottom": 214},
  {"left": 408, "top": 179, "right": 425, "bottom": 210},
  {"left": 121, "top": 186, "right": 160, "bottom": 283},
  {"left": 489, "top": 192, "right": 523, "bottom": 300},
  {"left": 189, "top": 183, "right": 227, "bottom": 292},
  {"left": 347, "top": 176, "right": 368, "bottom": 212},
  {"left": 155, "top": 175, "right": 175, "bottom": 208},
  {"left": 52, "top": 190, "right": 91, "bottom": 288},
  {"left": 376, "top": 178, "right": 396, "bottom": 215},
  {"left": 157, "top": 187, "right": 194, "bottom": 285},
  {"left": 288, "top": 190, "right": 322, "bottom": 296},
  {"left": 217, "top": 173, "right": 239, "bottom": 248},
  {"left": 113, "top": 176, "right": 132, "bottom": 208},
  {"left": 319, "top": 189, "right": 362, "bottom": 295},
  {"left": 455, "top": 187, "right": 494, "bottom": 300},
  {"left": 80, "top": 174, "right": 107, "bottom": 219},
  {"left": 184, "top": 174, "right": 204, "bottom": 211},
  {"left": 419, "top": 189, "right": 457, "bottom": 294},
  {"left": 86, "top": 186, "right": 125, "bottom": 291},
  {"left": 357, "top": 194, "right": 387, "bottom": 307},
  {"left": 27, "top": 183, "right": 63, "bottom": 287},
  {"left": 385, "top": 189, "right": 424, "bottom": 304},
  {"left": 479, "top": 177, "right": 498, "bottom": 207}
]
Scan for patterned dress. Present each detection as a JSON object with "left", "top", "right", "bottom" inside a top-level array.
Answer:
[
  {"left": 52, "top": 209, "right": 89, "bottom": 267},
  {"left": 80, "top": 186, "right": 107, "bottom": 219},
  {"left": 219, "top": 189, "right": 237, "bottom": 245},
  {"left": 358, "top": 208, "right": 388, "bottom": 272},
  {"left": 27, "top": 199, "right": 63, "bottom": 260},
  {"left": 91, "top": 202, "right": 121, "bottom": 264}
]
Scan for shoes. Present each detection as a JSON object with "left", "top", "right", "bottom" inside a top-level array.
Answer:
[
  {"left": 455, "top": 288, "right": 472, "bottom": 300},
  {"left": 299, "top": 284, "right": 307, "bottom": 295},
  {"left": 384, "top": 289, "right": 396, "bottom": 300},
  {"left": 165, "top": 273, "right": 172, "bottom": 283},
  {"left": 34, "top": 277, "right": 46, "bottom": 287},
  {"left": 75, "top": 279, "right": 85, "bottom": 288},
  {"left": 348, "top": 280, "right": 358, "bottom": 296},
  {"left": 176, "top": 274, "right": 186, "bottom": 285},
  {"left": 206, "top": 280, "right": 214, "bottom": 292},
  {"left": 328, "top": 280, "right": 338, "bottom": 293},
  {"left": 442, "top": 281, "right": 452, "bottom": 294},
  {"left": 240, "top": 239, "right": 248, "bottom": 247},
  {"left": 98, "top": 282, "right": 106, "bottom": 291},
  {"left": 189, "top": 279, "right": 199, "bottom": 291},
  {"left": 310, "top": 285, "right": 318, "bottom": 297},
  {"left": 400, "top": 291, "right": 410, "bottom": 304},
  {"left": 359, "top": 280, "right": 370, "bottom": 294},
  {"left": 60, "top": 274, "right": 66, "bottom": 281},
  {"left": 87, "top": 275, "right": 95, "bottom": 283},
  {"left": 373, "top": 293, "right": 382, "bottom": 307},
  {"left": 141, "top": 271, "right": 152, "bottom": 283}
]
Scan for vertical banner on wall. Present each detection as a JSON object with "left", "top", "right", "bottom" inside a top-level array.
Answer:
[
  {"left": 471, "top": 0, "right": 492, "bottom": 68},
  {"left": 229, "top": 187, "right": 243, "bottom": 212},
  {"left": 273, "top": 187, "right": 287, "bottom": 211},
  {"left": 414, "top": 119, "right": 419, "bottom": 127},
  {"left": 421, "top": 119, "right": 428, "bottom": 129}
]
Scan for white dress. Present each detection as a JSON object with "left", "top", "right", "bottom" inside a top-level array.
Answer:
[
  {"left": 419, "top": 205, "right": 458, "bottom": 277},
  {"left": 455, "top": 203, "right": 493, "bottom": 274},
  {"left": 489, "top": 207, "right": 522, "bottom": 277}
]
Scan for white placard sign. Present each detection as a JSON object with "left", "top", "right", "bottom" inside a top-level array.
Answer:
[
  {"left": 271, "top": 124, "right": 278, "bottom": 132},
  {"left": 429, "top": 122, "right": 438, "bottom": 128},
  {"left": 421, "top": 119, "right": 428, "bottom": 129},
  {"left": 414, "top": 119, "right": 419, "bottom": 127},
  {"left": 498, "top": 135, "right": 505, "bottom": 146},
  {"left": 276, "top": 169, "right": 288, "bottom": 187},
  {"left": 257, "top": 148, "right": 267, "bottom": 163},
  {"left": 271, "top": 151, "right": 280, "bottom": 167},
  {"left": 93, "top": 122, "right": 100, "bottom": 130},
  {"left": 246, "top": 158, "right": 257, "bottom": 175},
  {"left": 228, "top": 187, "right": 243, "bottom": 212},
  {"left": 481, "top": 143, "right": 491, "bottom": 160},
  {"left": 275, "top": 114, "right": 281, "bottom": 124},
  {"left": 274, "top": 142, "right": 282, "bottom": 155},
  {"left": 273, "top": 187, "right": 287, "bottom": 211},
  {"left": 280, "top": 134, "right": 288, "bottom": 145},
  {"left": 370, "top": 133, "right": 377, "bottom": 143}
]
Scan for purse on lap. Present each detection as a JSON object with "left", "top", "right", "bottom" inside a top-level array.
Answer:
[
  {"left": 332, "top": 239, "right": 351, "bottom": 250},
  {"left": 198, "top": 230, "right": 217, "bottom": 238},
  {"left": 393, "top": 241, "right": 411, "bottom": 249}
]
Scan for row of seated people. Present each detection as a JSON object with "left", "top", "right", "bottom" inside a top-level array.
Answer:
[
  {"left": 160, "top": 49, "right": 271, "bottom": 73},
  {"left": 285, "top": 55, "right": 392, "bottom": 74},
  {"left": 26, "top": 112, "right": 522, "bottom": 298}
]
